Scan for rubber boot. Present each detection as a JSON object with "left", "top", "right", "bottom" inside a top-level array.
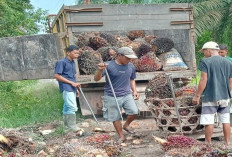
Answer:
[{"left": 63, "top": 114, "right": 79, "bottom": 131}]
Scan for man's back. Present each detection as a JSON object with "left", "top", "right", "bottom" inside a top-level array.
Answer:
[{"left": 199, "top": 56, "right": 232, "bottom": 102}]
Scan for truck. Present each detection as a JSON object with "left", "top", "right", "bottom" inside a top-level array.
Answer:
[{"left": 0, "top": 3, "right": 196, "bottom": 117}]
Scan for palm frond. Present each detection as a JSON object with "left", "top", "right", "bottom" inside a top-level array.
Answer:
[
  {"left": 194, "top": 0, "right": 226, "bottom": 18},
  {"left": 194, "top": 10, "right": 223, "bottom": 36},
  {"left": 229, "top": 3, "right": 232, "bottom": 17}
]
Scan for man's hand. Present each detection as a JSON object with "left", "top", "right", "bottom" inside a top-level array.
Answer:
[
  {"left": 94, "top": 63, "right": 108, "bottom": 81},
  {"left": 133, "top": 92, "right": 140, "bottom": 100},
  {"left": 71, "top": 82, "right": 81, "bottom": 88},
  {"left": 97, "top": 62, "right": 108, "bottom": 70},
  {"left": 192, "top": 95, "right": 200, "bottom": 104}
]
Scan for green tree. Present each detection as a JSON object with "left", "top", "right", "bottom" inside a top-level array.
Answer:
[
  {"left": 152, "top": 0, "right": 232, "bottom": 36},
  {"left": 156, "top": 0, "right": 232, "bottom": 55},
  {"left": 0, "top": 0, "right": 48, "bottom": 37}
]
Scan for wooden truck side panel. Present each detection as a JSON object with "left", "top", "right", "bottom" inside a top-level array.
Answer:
[
  {"left": 51, "top": 4, "right": 196, "bottom": 116},
  {"left": 52, "top": 4, "right": 196, "bottom": 83}
]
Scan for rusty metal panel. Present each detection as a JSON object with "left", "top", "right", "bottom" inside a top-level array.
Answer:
[{"left": 0, "top": 34, "right": 63, "bottom": 81}]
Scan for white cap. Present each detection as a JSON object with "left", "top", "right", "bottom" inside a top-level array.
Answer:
[
  {"left": 117, "top": 47, "right": 138, "bottom": 59},
  {"left": 200, "top": 41, "right": 220, "bottom": 52}
]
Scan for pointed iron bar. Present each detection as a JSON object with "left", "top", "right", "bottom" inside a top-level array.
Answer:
[
  {"left": 79, "top": 87, "right": 100, "bottom": 125},
  {"left": 105, "top": 68, "right": 124, "bottom": 122},
  {"left": 167, "top": 74, "right": 183, "bottom": 134}
]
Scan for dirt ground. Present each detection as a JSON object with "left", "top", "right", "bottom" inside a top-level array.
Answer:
[
  {"left": 1, "top": 116, "right": 232, "bottom": 157},
  {"left": 0, "top": 117, "right": 165, "bottom": 157}
]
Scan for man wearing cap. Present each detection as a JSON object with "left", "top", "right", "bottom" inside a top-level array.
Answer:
[
  {"left": 219, "top": 44, "right": 232, "bottom": 62},
  {"left": 54, "top": 45, "right": 81, "bottom": 131},
  {"left": 94, "top": 47, "right": 139, "bottom": 142},
  {"left": 192, "top": 41, "right": 232, "bottom": 146}
]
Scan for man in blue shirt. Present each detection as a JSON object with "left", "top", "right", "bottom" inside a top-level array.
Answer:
[
  {"left": 54, "top": 45, "right": 81, "bottom": 131},
  {"left": 94, "top": 47, "right": 140, "bottom": 143},
  {"left": 192, "top": 41, "right": 232, "bottom": 146}
]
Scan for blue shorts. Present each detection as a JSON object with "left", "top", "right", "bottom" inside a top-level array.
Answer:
[
  {"left": 102, "top": 94, "right": 139, "bottom": 122},
  {"left": 62, "top": 91, "right": 78, "bottom": 114},
  {"left": 200, "top": 99, "right": 230, "bottom": 125}
]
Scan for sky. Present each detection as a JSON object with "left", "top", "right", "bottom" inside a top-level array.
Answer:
[{"left": 30, "top": 0, "right": 77, "bottom": 14}]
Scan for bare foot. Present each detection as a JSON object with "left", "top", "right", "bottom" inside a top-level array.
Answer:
[{"left": 123, "top": 127, "right": 135, "bottom": 134}]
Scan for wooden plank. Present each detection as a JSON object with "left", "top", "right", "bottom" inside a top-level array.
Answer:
[
  {"left": 69, "top": 20, "right": 190, "bottom": 32},
  {"left": 77, "top": 70, "right": 196, "bottom": 84}
]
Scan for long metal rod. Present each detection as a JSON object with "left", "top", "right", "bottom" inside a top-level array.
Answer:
[
  {"left": 105, "top": 68, "right": 124, "bottom": 121},
  {"left": 79, "top": 87, "right": 100, "bottom": 125},
  {"left": 167, "top": 74, "right": 183, "bottom": 134}
]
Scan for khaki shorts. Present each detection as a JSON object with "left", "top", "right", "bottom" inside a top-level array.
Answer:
[{"left": 102, "top": 94, "right": 139, "bottom": 122}]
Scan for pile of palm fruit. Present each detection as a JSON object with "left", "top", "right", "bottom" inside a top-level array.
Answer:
[
  {"left": 145, "top": 74, "right": 203, "bottom": 135},
  {"left": 73, "top": 30, "right": 182, "bottom": 75}
]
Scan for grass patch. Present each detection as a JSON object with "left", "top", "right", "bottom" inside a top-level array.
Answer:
[
  {"left": 190, "top": 70, "right": 201, "bottom": 86},
  {"left": 0, "top": 80, "right": 78, "bottom": 128}
]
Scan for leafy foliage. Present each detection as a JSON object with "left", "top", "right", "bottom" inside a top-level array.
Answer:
[
  {"left": 0, "top": 81, "right": 64, "bottom": 128},
  {"left": 0, "top": 0, "right": 48, "bottom": 37}
]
